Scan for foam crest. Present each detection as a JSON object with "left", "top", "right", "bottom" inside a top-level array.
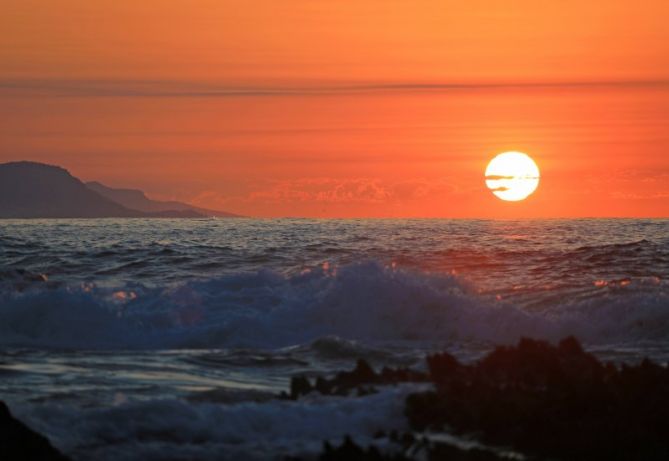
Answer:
[
  {"left": 19, "top": 386, "right": 413, "bottom": 461},
  {"left": 0, "top": 261, "right": 667, "bottom": 349}
]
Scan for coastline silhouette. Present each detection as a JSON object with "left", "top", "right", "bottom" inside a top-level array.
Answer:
[{"left": 0, "top": 161, "right": 240, "bottom": 218}]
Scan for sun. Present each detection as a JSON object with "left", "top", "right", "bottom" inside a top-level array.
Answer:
[{"left": 485, "top": 151, "right": 540, "bottom": 201}]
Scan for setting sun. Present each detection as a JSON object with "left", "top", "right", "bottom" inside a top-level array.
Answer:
[
  {"left": 2, "top": 2, "right": 669, "bottom": 460},
  {"left": 485, "top": 152, "right": 540, "bottom": 202}
]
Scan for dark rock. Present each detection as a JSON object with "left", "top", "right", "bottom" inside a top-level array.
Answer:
[
  {"left": 289, "top": 359, "right": 428, "bottom": 399},
  {"left": 320, "top": 436, "right": 406, "bottom": 461},
  {"left": 315, "top": 376, "right": 331, "bottom": 395},
  {"left": 379, "top": 366, "right": 427, "bottom": 384},
  {"left": 351, "top": 359, "right": 377, "bottom": 382},
  {"left": 426, "top": 442, "right": 507, "bottom": 461},
  {"left": 290, "top": 376, "right": 313, "bottom": 400},
  {"left": 406, "top": 337, "right": 669, "bottom": 461},
  {"left": 287, "top": 337, "right": 669, "bottom": 460},
  {"left": 426, "top": 351, "right": 461, "bottom": 384},
  {"left": 315, "top": 435, "right": 505, "bottom": 461},
  {"left": 0, "top": 401, "right": 70, "bottom": 461}
]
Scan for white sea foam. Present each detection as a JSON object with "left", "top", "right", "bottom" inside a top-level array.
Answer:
[
  {"left": 0, "top": 261, "right": 667, "bottom": 349},
  {"left": 18, "top": 385, "right": 416, "bottom": 461}
]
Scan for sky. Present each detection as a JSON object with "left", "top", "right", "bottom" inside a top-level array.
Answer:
[{"left": 1, "top": 0, "right": 668, "bottom": 217}]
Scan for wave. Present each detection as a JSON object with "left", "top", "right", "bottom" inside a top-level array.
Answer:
[
  {"left": 17, "top": 385, "right": 414, "bottom": 461},
  {"left": 0, "top": 261, "right": 667, "bottom": 350}
]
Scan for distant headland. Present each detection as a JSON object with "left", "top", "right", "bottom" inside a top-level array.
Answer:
[{"left": 0, "top": 161, "right": 241, "bottom": 218}]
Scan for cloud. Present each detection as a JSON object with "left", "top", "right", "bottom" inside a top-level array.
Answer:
[
  {"left": 1, "top": 78, "right": 668, "bottom": 98},
  {"left": 249, "top": 178, "right": 391, "bottom": 203},
  {"left": 596, "top": 168, "right": 669, "bottom": 200},
  {"left": 610, "top": 191, "right": 669, "bottom": 200},
  {"left": 188, "top": 177, "right": 458, "bottom": 206},
  {"left": 485, "top": 175, "right": 515, "bottom": 180},
  {"left": 181, "top": 178, "right": 463, "bottom": 213}
]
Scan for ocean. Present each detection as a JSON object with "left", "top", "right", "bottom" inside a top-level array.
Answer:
[{"left": 1, "top": 218, "right": 668, "bottom": 460}]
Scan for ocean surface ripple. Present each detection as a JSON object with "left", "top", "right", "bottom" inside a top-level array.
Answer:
[
  {"left": 1, "top": 218, "right": 668, "bottom": 459},
  {"left": 1, "top": 219, "right": 668, "bottom": 349}
]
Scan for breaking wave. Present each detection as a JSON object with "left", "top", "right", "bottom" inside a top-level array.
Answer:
[{"left": 1, "top": 261, "right": 668, "bottom": 350}]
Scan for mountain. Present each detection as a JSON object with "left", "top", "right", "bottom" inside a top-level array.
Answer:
[
  {"left": 0, "top": 162, "right": 146, "bottom": 218},
  {"left": 0, "top": 162, "right": 239, "bottom": 218},
  {"left": 85, "top": 181, "right": 239, "bottom": 217}
]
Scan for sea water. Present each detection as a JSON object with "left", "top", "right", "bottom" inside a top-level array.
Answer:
[{"left": 1, "top": 218, "right": 668, "bottom": 459}]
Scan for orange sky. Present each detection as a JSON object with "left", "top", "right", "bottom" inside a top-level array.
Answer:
[{"left": 1, "top": 0, "right": 668, "bottom": 217}]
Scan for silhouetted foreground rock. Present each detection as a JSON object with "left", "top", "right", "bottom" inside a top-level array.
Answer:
[
  {"left": 0, "top": 401, "right": 70, "bottom": 461},
  {"left": 407, "top": 336, "right": 669, "bottom": 460},
  {"left": 316, "top": 435, "right": 506, "bottom": 461},
  {"left": 286, "top": 359, "right": 428, "bottom": 399},
  {"left": 299, "top": 337, "right": 669, "bottom": 461},
  {"left": 319, "top": 436, "right": 411, "bottom": 461}
]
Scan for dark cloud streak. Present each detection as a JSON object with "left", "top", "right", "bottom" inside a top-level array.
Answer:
[
  {"left": 485, "top": 175, "right": 515, "bottom": 180},
  {"left": 1, "top": 79, "right": 668, "bottom": 98}
]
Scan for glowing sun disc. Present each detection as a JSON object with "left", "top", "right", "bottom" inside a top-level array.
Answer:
[{"left": 485, "top": 151, "right": 540, "bottom": 201}]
